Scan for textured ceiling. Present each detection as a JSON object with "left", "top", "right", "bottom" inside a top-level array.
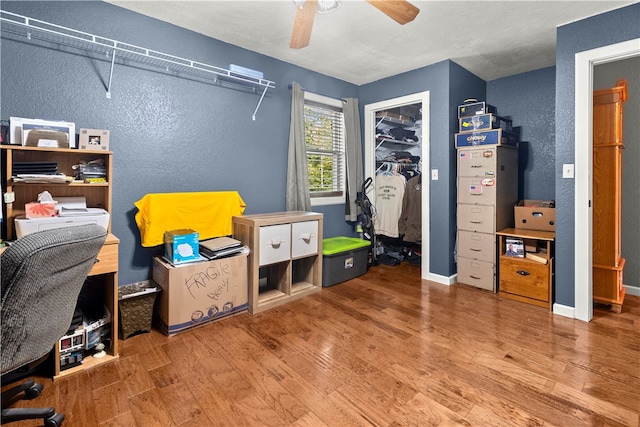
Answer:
[{"left": 105, "top": 0, "right": 637, "bottom": 85}]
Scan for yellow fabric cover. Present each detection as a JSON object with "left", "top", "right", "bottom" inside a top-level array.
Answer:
[{"left": 134, "top": 191, "right": 246, "bottom": 247}]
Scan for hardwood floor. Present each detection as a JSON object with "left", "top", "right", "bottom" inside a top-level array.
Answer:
[{"left": 3, "top": 262, "right": 640, "bottom": 426}]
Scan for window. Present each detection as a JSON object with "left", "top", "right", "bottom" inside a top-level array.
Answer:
[{"left": 303, "top": 92, "right": 345, "bottom": 206}]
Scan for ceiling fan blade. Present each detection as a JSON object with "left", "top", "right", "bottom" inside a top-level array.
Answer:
[
  {"left": 290, "top": 0, "right": 318, "bottom": 49},
  {"left": 366, "top": 0, "right": 420, "bottom": 25}
]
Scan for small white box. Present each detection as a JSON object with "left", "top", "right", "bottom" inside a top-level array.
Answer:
[
  {"left": 229, "top": 64, "right": 264, "bottom": 80},
  {"left": 14, "top": 211, "right": 110, "bottom": 238}
]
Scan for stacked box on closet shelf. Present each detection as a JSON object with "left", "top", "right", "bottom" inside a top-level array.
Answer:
[
  {"left": 455, "top": 100, "right": 519, "bottom": 292},
  {"left": 455, "top": 101, "right": 519, "bottom": 149}
]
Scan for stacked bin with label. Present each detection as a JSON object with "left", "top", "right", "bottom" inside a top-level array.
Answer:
[{"left": 455, "top": 102, "right": 519, "bottom": 291}]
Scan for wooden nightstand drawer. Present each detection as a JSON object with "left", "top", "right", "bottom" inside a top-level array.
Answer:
[{"left": 500, "top": 257, "right": 550, "bottom": 302}]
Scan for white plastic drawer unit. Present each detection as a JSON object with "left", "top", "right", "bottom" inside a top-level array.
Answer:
[
  {"left": 291, "top": 220, "right": 319, "bottom": 259},
  {"left": 457, "top": 204, "right": 495, "bottom": 234},
  {"left": 259, "top": 224, "right": 291, "bottom": 266}
]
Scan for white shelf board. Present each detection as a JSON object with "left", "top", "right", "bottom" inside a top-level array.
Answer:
[{"left": 0, "top": 10, "right": 275, "bottom": 119}]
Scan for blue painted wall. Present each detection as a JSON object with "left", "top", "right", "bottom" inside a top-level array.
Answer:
[
  {"left": 0, "top": 1, "right": 358, "bottom": 285},
  {"left": 487, "top": 67, "right": 556, "bottom": 202},
  {"left": 555, "top": 3, "right": 640, "bottom": 307},
  {"left": 2, "top": 0, "right": 637, "bottom": 306}
]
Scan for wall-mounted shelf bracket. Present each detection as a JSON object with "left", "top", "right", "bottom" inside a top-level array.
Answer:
[
  {"left": 106, "top": 49, "right": 116, "bottom": 99},
  {"left": 0, "top": 10, "right": 276, "bottom": 119}
]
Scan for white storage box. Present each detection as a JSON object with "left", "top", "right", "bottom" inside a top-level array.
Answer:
[
  {"left": 15, "top": 211, "right": 110, "bottom": 238},
  {"left": 9, "top": 117, "right": 76, "bottom": 148}
]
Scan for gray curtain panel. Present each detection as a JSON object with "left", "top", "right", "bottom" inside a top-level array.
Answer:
[{"left": 286, "top": 82, "right": 311, "bottom": 211}]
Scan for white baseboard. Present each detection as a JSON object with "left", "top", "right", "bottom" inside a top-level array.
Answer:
[
  {"left": 624, "top": 285, "right": 640, "bottom": 297},
  {"left": 428, "top": 272, "right": 457, "bottom": 286},
  {"left": 553, "top": 303, "right": 575, "bottom": 319}
]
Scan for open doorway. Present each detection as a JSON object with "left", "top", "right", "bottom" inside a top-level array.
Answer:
[
  {"left": 364, "top": 91, "right": 430, "bottom": 279},
  {"left": 574, "top": 38, "right": 640, "bottom": 321}
]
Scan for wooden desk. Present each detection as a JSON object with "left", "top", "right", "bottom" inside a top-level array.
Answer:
[{"left": 53, "top": 233, "right": 119, "bottom": 379}]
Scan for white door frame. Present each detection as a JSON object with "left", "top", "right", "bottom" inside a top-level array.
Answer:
[
  {"left": 574, "top": 38, "right": 640, "bottom": 322},
  {"left": 364, "top": 91, "right": 430, "bottom": 279}
]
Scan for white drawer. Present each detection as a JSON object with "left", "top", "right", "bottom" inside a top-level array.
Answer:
[
  {"left": 458, "top": 176, "right": 497, "bottom": 205},
  {"left": 457, "top": 257, "right": 495, "bottom": 291},
  {"left": 457, "top": 204, "right": 495, "bottom": 234},
  {"left": 458, "top": 230, "right": 495, "bottom": 263},
  {"left": 457, "top": 147, "right": 497, "bottom": 177},
  {"left": 291, "top": 220, "right": 318, "bottom": 259},
  {"left": 259, "top": 224, "right": 291, "bottom": 266}
]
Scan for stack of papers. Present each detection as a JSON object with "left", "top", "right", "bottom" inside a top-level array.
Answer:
[
  {"left": 199, "top": 236, "right": 246, "bottom": 260},
  {"left": 14, "top": 174, "right": 72, "bottom": 184}
]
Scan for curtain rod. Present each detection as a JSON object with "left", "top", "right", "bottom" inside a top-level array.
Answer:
[{"left": 288, "top": 83, "right": 347, "bottom": 103}]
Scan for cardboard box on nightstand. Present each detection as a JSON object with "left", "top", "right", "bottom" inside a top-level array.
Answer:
[
  {"left": 514, "top": 200, "right": 556, "bottom": 231},
  {"left": 152, "top": 253, "right": 248, "bottom": 336}
]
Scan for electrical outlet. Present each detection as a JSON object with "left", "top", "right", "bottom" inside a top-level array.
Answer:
[
  {"left": 563, "top": 164, "right": 574, "bottom": 178},
  {"left": 3, "top": 192, "right": 15, "bottom": 203},
  {"left": 431, "top": 169, "right": 438, "bottom": 181}
]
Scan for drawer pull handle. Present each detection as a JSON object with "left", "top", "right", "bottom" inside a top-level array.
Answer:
[
  {"left": 470, "top": 220, "right": 482, "bottom": 224},
  {"left": 299, "top": 233, "right": 311, "bottom": 242},
  {"left": 516, "top": 270, "right": 530, "bottom": 276},
  {"left": 269, "top": 238, "right": 284, "bottom": 248},
  {"left": 470, "top": 248, "right": 481, "bottom": 252},
  {"left": 471, "top": 165, "right": 482, "bottom": 168},
  {"left": 470, "top": 275, "right": 481, "bottom": 280}
]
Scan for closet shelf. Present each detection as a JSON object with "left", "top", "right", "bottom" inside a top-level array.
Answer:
[
  {"left": 0, "top": 10, "right": 276, "bottom": 120},
  {"left": 375, "top": 136, "right": 419, "bottom": 150},
  {"left": 375, "top": 114, "right": 415, "bottom": 128}
]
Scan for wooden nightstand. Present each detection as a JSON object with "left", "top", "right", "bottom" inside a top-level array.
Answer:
[{"left": 496, "top": 228, "right": 555, "bottom": 309}]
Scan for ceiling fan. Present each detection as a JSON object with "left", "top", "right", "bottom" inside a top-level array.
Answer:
[{"left": 290, "top": 0, "right": 420, "bottom": 49}]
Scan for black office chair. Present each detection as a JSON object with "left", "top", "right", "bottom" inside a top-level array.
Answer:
[{"left": 1, "top": 224, "right": 107, "bottom": 426}]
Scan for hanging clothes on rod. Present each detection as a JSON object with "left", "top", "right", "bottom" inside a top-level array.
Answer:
[
  {"left": 399, "top": 174, "right": 422, "bottom": 243},
  {"left": 373, "top": 173, "right": 406, "bottom": 238}
]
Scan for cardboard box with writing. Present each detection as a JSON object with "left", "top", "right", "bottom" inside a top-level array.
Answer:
[
  {"left": 152, "top": 253, "right": 248, "bottom": 336},
  {"left": 514, "top": 200, "right": 556, "bottom": 231}
]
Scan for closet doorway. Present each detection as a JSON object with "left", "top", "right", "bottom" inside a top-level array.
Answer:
[
  {"left": 364, "top": 91, "right": 430, "bottom": 280},
  {"left": 575, "top": 38, "right": 640, "bottom": 321}
]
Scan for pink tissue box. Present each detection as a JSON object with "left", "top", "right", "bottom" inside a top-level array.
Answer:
[{"left": 25, "top": 202, "right": 57, "bottom": 218}]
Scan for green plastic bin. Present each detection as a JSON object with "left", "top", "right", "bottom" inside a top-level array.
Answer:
[{"left": 322, "top": 237, "right": 370, "bottom": 287}]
